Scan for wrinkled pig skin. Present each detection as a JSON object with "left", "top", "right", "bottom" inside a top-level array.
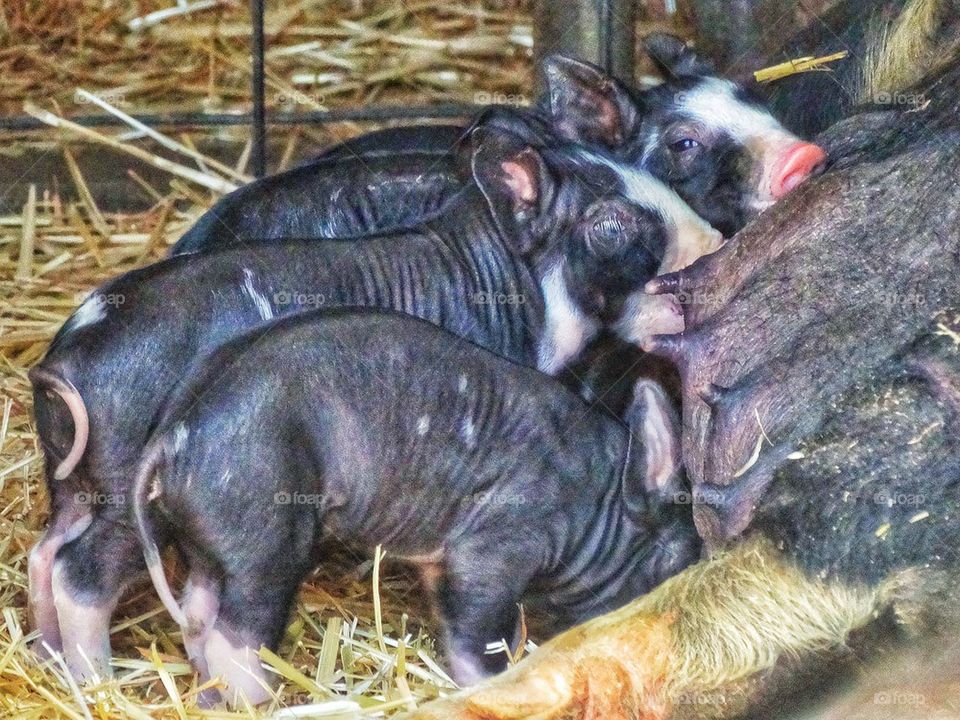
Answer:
[
  {"left": 28, "top": 131, "right": 723, "bottom": 681},
  {"left": 169, "top": 111, "right": 561, "bottom": 256},
  {"left": 645, "top": 61, "right": 960, "bottom": 556},
  {"left": 132, "top": 310, "right": 700, "bottom": 701},
  {"left": 169, "top": 150, "right": 464, "bottom": 255}
]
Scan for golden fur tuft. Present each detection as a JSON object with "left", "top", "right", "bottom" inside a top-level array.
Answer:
[{"left": 860, "top": 0, "right": 960, "bottom": 101}]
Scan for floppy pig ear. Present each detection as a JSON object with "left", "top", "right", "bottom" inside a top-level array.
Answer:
[
  {"left": 470, "top": 127, "right": 554, "bottom": 255},
  {"left": 643, "top": 33, "right": 716, "bottom": 78},
  {"left": 541, "top": 54, "right": 639, "bottom": 149},
  {"left": 622, "top": 379, "right": 682, "bottom": 519}
]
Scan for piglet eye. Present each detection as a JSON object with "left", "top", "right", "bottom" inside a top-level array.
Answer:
[
  {"left": 587, "top": 215, "right": 627, "bottom": 255},
  {"left": 670, "top": 138, "right": 701, "bottom": 153}
]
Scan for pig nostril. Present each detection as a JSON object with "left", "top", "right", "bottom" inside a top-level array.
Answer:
[{"left": 773, "top": 143, "right": 828, "bottom": 199}]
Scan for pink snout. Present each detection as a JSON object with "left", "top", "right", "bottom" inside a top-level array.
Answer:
[{"left": 771, "top": 142, "right": 827, "bottom": 199}]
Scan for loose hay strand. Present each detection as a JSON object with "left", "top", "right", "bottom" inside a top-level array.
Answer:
[
  {"left": 24, "top": 102, "right": 241, "bottom": 195},
  {"left": 753, "top": 51, "right": 849, "bottom": 83},
  {"left": 15, "top": 185, "right": 37, "bottom": 280}
]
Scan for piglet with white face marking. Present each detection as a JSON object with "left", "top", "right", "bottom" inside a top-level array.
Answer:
[
  {"left": 542, "top": 34, "right": 828, "bottom": 238},
  {"left": 26, "top": 127, "right": 720, "bottom": 684},
  {"left": 130, "top": 310, "right": 700, "bottom": 706}
]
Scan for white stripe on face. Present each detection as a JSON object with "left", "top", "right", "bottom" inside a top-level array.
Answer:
[
  {"left": 537, "top": 262, "right": 599, "bottom": 374},
  {"left": 676, "top": 78, "right": 793, "bottom": 146},
  {"left": 582, "top": 150, "right": 724, "bottom": 269}
]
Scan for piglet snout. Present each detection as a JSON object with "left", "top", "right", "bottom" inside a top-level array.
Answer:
[{"left": 771, "top": 142, "right": 827, "bottom": 199}]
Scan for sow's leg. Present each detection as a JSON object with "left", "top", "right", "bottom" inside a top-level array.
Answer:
[
  {"left": 51, "top": 509, "right": 144, "bottom": 680},
  {"left": 401, "top": 540, "right": 881, "bottom": 720}
]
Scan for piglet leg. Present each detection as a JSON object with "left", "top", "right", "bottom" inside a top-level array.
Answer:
[
  {"left": 180, "top": 572, "right": 221, "bottom": 707},
  {"left": 28, "top": 507, "right": 91, "bottom": 654},
  {"left": 201, "top": 563, "right": 308, "bottom": 707},
  {"left": 435, "top": 541, "right": 537, "bottom": 686},
  {"left": 51, "top": 511, "right": 143, "bottom": 681}
]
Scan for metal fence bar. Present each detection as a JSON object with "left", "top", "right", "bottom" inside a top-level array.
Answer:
[
  {"left": 250, "top": 0, "right": 267, "bottom": 176},
  {"left": 0, "top": 104, "right": 483, "bottom": 132},
  {"left": 533, "top": 0, "right": 636, "bottom": 90},
  {"left": 2, "top": 5, "right": 637, "bottom": 151}
]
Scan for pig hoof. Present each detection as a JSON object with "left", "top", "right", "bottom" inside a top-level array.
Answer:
[
  {"left": 204, "top": 628, "right": 272, "bottom": 707},
  {"left": 50, "top": 562, "right": 115, "bottom": 682}
]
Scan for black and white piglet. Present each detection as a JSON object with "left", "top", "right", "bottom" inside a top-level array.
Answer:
[
  {"left": 577, "top": 33, "right": 829, "bottom": 236},
  {"left": 168, "top": 112, "right": 552, "bottom": 256},
  {"left": 172, "top": 141, "right": 465, "bottom": 255},
  {"left": 172, "top": 37, "right": 826, "bottom": 257},
  {"left": 130, "top": 310, "right": 700, "bottom": 705},
  {"left": 28, "top": 129, "right": 721, "bottom": 681}
]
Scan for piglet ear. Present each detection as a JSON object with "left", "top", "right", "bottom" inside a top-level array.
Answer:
[
  {"left": 470, "top": 127, "right": 554, "bottom": 255},
  {"left": 541, "top": 54, "right": 639, "bottom": 149},
  {"left": 623, "top": 379, "right": 682, "bottom": 519},
  {"left": 643, "top": 33, "right": 716, "bottom": 78}
]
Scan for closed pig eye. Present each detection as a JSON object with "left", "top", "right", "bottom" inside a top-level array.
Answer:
[{"left": 587, "top": 215, "right": 627, "bottom": 255}]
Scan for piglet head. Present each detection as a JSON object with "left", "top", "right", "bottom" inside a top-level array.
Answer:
[
  {"left": 471, "top": 129, "right": 723, "bottom": 371},
  {"left": 639, "top": 33, "right": 828, "bottom": 235},
  {"left": 553, "top": 155, "right": 722, "bottom": 338},
  {"left": 564, "top": 198, "right": 666, "bottom": 317}
]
